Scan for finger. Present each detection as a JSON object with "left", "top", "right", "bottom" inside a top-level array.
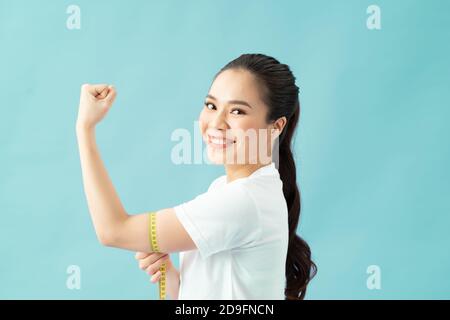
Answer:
[
  {"left": 145, "top": 254, "right": 169, "bottom": 275},
  {"left": 138, "top": 252, "right": 163, "bottom": 270},
  {"left": 139, "top": 253, "right": 168, "bottom": 271},
  {"left": 82, "top": 84, "right": 108, "bottom": 96},
  {"left": 97, "top": 87, "right": 109, "bottom": 99},
  {"left": 104, "top": 85, "right": 117, "bottom": 102},
  {"left": 150, "top": 271, "right": 161, "bottom": 283},
  {"left": 145, "top": 255, "right": 169, "bottom": 275},
  {"left": 135, "top": 252, "right": 150, "bottom": 260},
  {"left": 92, "top": 84, "right": 108, "bottom": 96}
]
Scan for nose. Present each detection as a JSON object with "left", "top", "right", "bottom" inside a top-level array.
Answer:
[{"left": 208, "top": 108, "right": 229, "bottom": 130}]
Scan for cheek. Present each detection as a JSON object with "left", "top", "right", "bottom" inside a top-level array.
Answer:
[
  {"left": 229, "top": 118, "right": 254, "bottom": 133},
  {"left": 198, "top": 110, "right": 208, "bottom": 135},
  {"left": 231, "top": 118, "right": 265, "bottom": 141}
]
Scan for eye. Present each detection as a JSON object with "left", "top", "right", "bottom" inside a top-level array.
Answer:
[
  {"left": 231, "top": 108, "right": 245, "bottom": 115},
  {"left": 204, "top": 102, "right": 216, "bottom": 110}
]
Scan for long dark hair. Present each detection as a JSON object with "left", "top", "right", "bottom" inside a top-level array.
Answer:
[{"left": 217, "top": 53, "right": 317, "bottom": 299}]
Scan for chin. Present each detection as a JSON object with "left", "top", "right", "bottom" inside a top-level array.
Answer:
[
  {"left": 207, "top": 151, "right": 225, "bottom": 165},
  {"left": 207, "top": 148, "right": 235, "bottom": 165}
]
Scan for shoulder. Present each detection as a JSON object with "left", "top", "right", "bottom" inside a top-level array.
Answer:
[
  {"left": 198, "top": 180, "right": 259, "bottom": 218},
  {"left": 181, "top": 178, "right": 256, "bottom": 212},
  {"left": 217, "top": 181, "right": 259, "bottom": 217},
  {"left": 207, "top": 175, "right": 227, "bottom": 192}
]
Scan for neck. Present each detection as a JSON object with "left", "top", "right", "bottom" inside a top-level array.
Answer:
[{"left": 224, "top": 162, "right": 271, "bottom": 184}]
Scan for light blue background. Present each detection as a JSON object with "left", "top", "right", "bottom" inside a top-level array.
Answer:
[{"left": 1, "top": 0, "right": 449, "bottom": 299}]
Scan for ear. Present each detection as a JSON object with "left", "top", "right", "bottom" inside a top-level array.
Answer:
[{"left": 271, "top": 116, "right": 287, "bottom": 138}]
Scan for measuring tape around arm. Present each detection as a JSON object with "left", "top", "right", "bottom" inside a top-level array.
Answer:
[{"left": 149, "top": 211, "right": 167, "bottom": 300}]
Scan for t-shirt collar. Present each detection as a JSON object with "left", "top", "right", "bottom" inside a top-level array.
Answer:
[{"left": 248, "top": 161, "right": 277, "bottom": 178}]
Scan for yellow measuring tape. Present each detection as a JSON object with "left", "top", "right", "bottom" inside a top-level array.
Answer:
[{"left": 149, "top": 211, "right": 167, "bottom": 300}]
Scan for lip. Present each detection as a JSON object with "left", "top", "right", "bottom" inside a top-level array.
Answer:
[{"left": 207, "top": 134, "right": 236, "bottom": 149}]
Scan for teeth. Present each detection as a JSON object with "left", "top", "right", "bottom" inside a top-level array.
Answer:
[
  {"left": 212, "top": 138, "right": 226, "bottom": 144},
  {"left": 210, "top": 136, "right": 233, "bottom": 145}
]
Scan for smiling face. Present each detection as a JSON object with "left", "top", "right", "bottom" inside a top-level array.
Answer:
[{"left": 199, "top": 68, "right": 281, "bottom": 165}]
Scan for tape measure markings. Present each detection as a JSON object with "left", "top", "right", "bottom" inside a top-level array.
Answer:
[{"left": 149, "top": 211, "right": 167, "bottom": 300}]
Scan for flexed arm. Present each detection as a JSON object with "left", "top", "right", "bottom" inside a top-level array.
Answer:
[{"left": 75, "top": 84, "right": 195, "bottom": 253}]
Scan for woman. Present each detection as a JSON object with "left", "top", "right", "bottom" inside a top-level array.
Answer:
[{"left": 76, "top": 53, "right": 316, "bottom": 300}]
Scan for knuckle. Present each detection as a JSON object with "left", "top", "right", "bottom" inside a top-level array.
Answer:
[{"left": 148, "top": 265, "right": 157, "bottom": 275}]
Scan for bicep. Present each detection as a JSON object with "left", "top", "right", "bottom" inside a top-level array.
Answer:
[
  {"left": 154, "top": 208, "right": 197, "bottom": 253},
  {"left": 111, "top": 208, "right": 196, "bottom": 253}
]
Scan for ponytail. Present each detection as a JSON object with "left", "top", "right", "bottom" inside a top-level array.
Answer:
[{"left": 278, "top": 101, "right": 317, "bottom": 300}]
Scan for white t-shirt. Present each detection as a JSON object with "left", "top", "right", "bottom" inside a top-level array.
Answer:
[{"left": 173, "top": 162, "right": 289, "bottom": 299}]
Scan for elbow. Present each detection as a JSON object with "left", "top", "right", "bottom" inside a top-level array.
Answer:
[
  {"left": 96, "top": 230, "right": 117, "bottom": 247},
  {"left": 92, "top": 215, "right": 128, "bottom": 248}
]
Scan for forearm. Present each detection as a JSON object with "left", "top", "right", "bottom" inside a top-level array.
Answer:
[{"left": 76, "top": 124, "right": 128, "bottom": 244}]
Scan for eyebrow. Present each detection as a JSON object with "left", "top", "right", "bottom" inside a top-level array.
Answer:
[{"left": 206, "top": 94, "right": 253, "bottom": 109}]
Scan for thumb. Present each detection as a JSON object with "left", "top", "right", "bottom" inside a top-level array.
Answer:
[
  {"left": 97, "top": 86, "right": 109, "bottom": 99},
  {"left": 84, "top": 84, "right": 108, "bottom": 96}
]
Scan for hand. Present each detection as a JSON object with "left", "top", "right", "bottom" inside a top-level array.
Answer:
[
  {"left": 135, "top": 251, "right": 173, "bottom": 283},
  {"left": 76, "top": 83, "right": 117, "bottom": 131}
]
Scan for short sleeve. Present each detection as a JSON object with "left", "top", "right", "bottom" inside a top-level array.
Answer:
[
  {"left": 207, "top": 175, "right": 225, "bottom": 192},
  {"left": 174, "top": 182, "right": 262, "bottom": 259}
]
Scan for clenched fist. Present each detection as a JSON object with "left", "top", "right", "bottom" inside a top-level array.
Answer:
[{"left": 76, "top": 83, "right": 117, "bottom": 130}]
